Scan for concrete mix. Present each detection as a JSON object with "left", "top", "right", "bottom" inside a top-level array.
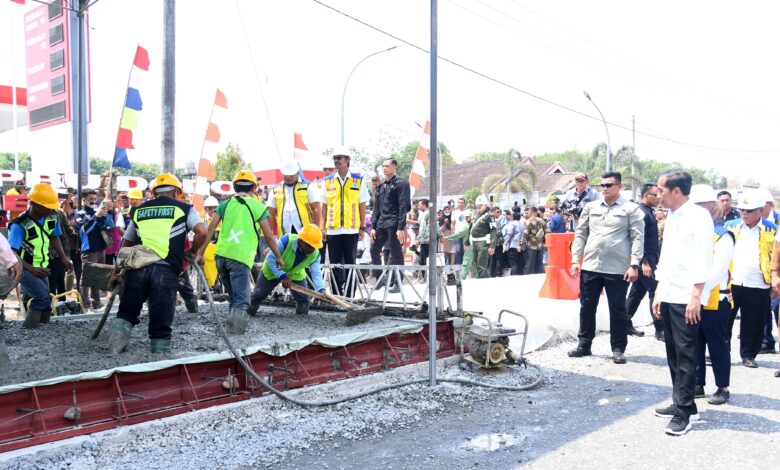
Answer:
[{"left": 0, "top": 303, "right": 413, "bottom": 387}]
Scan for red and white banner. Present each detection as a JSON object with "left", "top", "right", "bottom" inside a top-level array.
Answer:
[
  {"left": 254, "top": 132, "right": 323, "bottom": 185},
  {"left": 409, "top": 120, "right": 430, "bottom": 198},
  {"left": 193, "top": 89, "right": 227, "bottom": 211}
]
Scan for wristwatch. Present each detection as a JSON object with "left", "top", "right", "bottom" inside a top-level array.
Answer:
[{"left": 630, "top": 264, "right": 640, "bottom": 270}]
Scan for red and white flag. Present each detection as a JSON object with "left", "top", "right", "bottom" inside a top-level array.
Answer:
[
  {"left": 193, "top": 89, "right": 227, "bottom": 211},
  {"left": 409, "top": 120, "right": 430, "bottom": 198}
]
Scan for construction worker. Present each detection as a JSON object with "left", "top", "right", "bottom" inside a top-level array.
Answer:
[
  {"left": 320, "top": 147, "right": 369, "bottom": 296},
  {"left": 469, "top": 196, "right": 498, "bottom": 279},
  {"left": 8, "top": 183, "right": 73, "bottom": 328},
  {"left": 268, "top": 162, "right": 321, "bottom": 236},
  {"left": 107, "top": 174, "right": 208, "bottom": 353},
  {"left": 197, "top": 170, "right": 282, "bottom": 335},
  {"left": 247, "top": 224, "right": 325, "bottom": 316}
]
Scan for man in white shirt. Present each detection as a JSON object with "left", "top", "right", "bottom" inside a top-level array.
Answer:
[
  {"left": 268, "top": 162, "right": 321, "bottom": 236},
  {"left": 320, "top": 147, "right": 370, "bottom": 296},
  {"left": 725, "top": 188, "right": 776, "bottom": 368},
  {"left": 451, "top": 198, "right": 468, "bottom": 264},
  {"left": 652, "top": 170, "right": 713, "bottom": 436}
]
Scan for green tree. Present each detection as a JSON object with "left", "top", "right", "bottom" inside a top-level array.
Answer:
[
  {"left": 366, "top": 140, "right": 454, "bottom": 181},
  {"left": 0, "top": 152, "right": 32, "bottom": 172},
  {"left": 214, "top": 143, "right": 248, "bottom": 181},
  {"left": 463, "top": 187, "right": 480, "bottom": 203},
  {"left": 464, "top": 151, "right": 506, "bottom": 163},
  {"left": 480, "top": 149, "right": 537, "bottom": 202}
]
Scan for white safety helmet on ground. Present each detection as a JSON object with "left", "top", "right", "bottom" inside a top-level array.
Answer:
[
  {"left": 688, "top": 184, "right": 717, "bottom": 204},
  {"left": 204, "top": 196, "right": 219, "bottom": 207}
]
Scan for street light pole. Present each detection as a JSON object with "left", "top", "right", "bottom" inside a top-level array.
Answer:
[
  {"left": 340, "top": 46, "right": 399, "bottom": 145},
  {"left": 583, "top": 91, "right": 612, "bottom": 172}
]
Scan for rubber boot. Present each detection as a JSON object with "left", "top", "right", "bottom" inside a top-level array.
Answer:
[
  {"left": 107, "top": 318, "right": 133, "bottom": 354},
  {"left": 150, "top": 339, "right": 171, "bottom": 353},
  {"left": 295, "top": 301, "right": 310, "bottom": 315},
  {"left": 226, "top": 307, "right": 249, "bottom": 334},
  {"left": 40, "top": 309, "right": 52, "bottom": 324},
  {"left": 246, "top": 302, "right": 260, "bottom": 316},
  {"left": 23, "top": 309, "right": 43, "bottom": 329},
  {"left": 184, "top": 298, "right": 199, "bottom": 313}
]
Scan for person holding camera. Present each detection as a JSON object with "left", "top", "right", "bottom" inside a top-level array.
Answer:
[
  {"left": 562, "top": 173, "right": 599, "bottom": 229},
  {"left": 74, "top": 189, "right": 114, "bottom": 311}
]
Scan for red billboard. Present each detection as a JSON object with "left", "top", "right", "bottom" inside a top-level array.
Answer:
[{"left": 24, "top": 1, "right": 70, "bottom": 130}]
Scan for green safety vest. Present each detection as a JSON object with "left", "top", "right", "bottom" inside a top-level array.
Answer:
[
  {"left": 12, "top": 212, "right": 58, "bottom": 268},
  {"left": 215, "top": 196, "right": 266, "bottom": 269},
  {"left": 133, "top": 197, "right": 190, "bottom": 271},
  {"left": 262, "top": 234, "right": 319, "bottom": 281}
]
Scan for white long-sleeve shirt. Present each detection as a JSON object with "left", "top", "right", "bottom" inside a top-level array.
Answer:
[
  {"left": 702, "top": 231, "right": 735, "bottom": 301},
  {"left": 655, "top": 200, "right": 713, "bottom": 305},
  {"left": 0, "top": 232, "right": 18, "bottom": 269}
]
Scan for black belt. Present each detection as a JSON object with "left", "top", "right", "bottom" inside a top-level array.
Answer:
[{"left": 719, "top": 289, "right": 731, "bottom": 294}]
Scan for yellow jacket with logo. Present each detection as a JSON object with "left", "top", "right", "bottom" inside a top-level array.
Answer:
[
  {"left": 272, "top": 182, "right": 313, "bottom": 234},
  {"left": 323, "top": 173, "right": 363, "bottom": 230},
  {"left": 704, "top": 225, "right": 734, "bottom": 310},
  {"left": 727, "top": 220, "right": 776, "bottom": 285}
]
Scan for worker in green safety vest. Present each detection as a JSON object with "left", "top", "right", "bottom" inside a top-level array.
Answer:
[
  {"left": 196, "top": 170, "right": 283, "bottom": 335},
  {"left": 247, "top": 224, "right": 325, "bottom": 316}
]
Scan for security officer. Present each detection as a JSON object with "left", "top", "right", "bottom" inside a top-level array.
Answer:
[
  {"left": 268, "top": 162, "right": 321, "bottom": 236},
  {"left": 197, "top": 170, "right": 283, "bottom": 335},
  {"left": 108, "top": 174, "right": 208, "bottom": 353},
  {"left": 247, "top": 224, "right": 325, "bottom": 316},
  {"left": 370, "top": 158, "right": 411, "bottom": 292},
  {"left": 8, "top": 183, "right": 73, "bottom": 328},
  {"left": 469, "top": 196, "right": 498, "bottom": 279}
]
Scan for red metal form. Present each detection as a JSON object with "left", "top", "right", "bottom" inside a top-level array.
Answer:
[{"left": 0, "top": 321, "right": 455, "bottom": 453}]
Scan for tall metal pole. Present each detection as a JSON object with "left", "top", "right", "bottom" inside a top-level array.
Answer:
[
  {"left": 340, "top": 46, "right": 398, "bottom": 145},
  {"left": 583, "top": 91, "right": 611, "bottom": 172},
  {"left": 74, "top": 0, "right": 90, "bottom": 209},
  {"left": 428, "top": 0, "right": 438, "bottom": 387},
  {"left": 161, "top": 0, "right": 176, "bottom": 172},
  {"left": 8, "top": 7, "right": 19, "bottom": 171}
]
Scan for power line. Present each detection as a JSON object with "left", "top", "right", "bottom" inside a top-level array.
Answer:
[{"left": 309, "top": 0, "right": 780, "bottom": 156}]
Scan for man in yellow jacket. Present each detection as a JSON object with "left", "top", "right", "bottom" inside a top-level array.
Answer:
[{"left": 268, "top": 162, "right": 321, "bottom": 236}]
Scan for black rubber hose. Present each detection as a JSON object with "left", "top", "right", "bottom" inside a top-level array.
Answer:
[{"left": 189, "top": 261, "right": 543, "bottom": 407}]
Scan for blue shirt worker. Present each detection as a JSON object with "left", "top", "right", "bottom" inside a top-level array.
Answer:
[
  {"left": 74, "top": 189, "right": 115, "bottom": 310},
  {"left": 248, "top": 224, "right": 325, "bottom": 316},
  {"left": 9, "top": 184, "right": 73, "bottom": 328}
]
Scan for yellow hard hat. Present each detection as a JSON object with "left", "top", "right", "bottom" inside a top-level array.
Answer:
[
  {"left": 233, "top": 170, "right": 258, "bottom": 185},
  {"left": 127, "top": 189, "right": 143, "bottom": 199},
  {"left": 28, "top": 183, "right": 59, "bottom": 210},
  {"left": 298, "top": 224, "right": 323, "bottom": 249},
  {"left": 152, "top": 173, "right": 182, "bottom": 192}
]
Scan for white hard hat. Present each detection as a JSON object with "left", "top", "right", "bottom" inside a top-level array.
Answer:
[
  {"left": 281, "top": 162, "right": 299, "bottom": 176},
  {"left": 475, "top": 195, "right": 489, "bottom": 206},
  {"left": 736, "top": 188, "right": 765, "bottom": 210},
  {"left": 204, "top": 196, "right": 219, "bottom": 207},
  {"left": 321, "top": 156, "right": 335, "bottom": 169},
  {"left": 688, "top": 184, "right": 717, "bottom": 204},
  {"left": 330, "top": 146, "right": 351, "bottom": 159},
  {"left": 756, "top": 187, "right": 774, "bottom": 204}
]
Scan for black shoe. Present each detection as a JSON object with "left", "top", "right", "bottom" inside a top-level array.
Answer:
[
  {"left": 708, "top": 388, "right": 729, "bottom": 405},
  {"left": 654, "top": 330, "right": 665, "bottom": 342},
  {"left": 612, "top": 351, "right": 627, "bottom": 364},
  {"left": 246, "top": 303, "right": 260, "bottom": 316},
  {"left": 387, "top": 284, "right": 401, "bottom": 294},
  {"left": 665, "top": 413, "right": 691, "bottom": 436},
  {"left": 568, "top": 346, "right": 592, "bottom": 358},
  {"left": 742, "top": 358, "right": 758, "bottom": 368},
  {"left": 655, "top": 404, "right": 700, "bottom": 421},
  {"left": 758, "top": 344, "right": 776, "bottom": 355},
  {"left": 774, "top": 370, "right": 780, "bottom": 378},
  {"left": 627, "top": 326, "right": 645, "bottom": 337},
  {"left": 694, "top": 385, "right": 705, "bottom": 398}
]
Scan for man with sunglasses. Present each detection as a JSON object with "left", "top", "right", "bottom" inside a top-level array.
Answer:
[
  {"left": 724, "top": 189, "right": 777, "bottom": 368},
  {"left": 320, "top": 147, "right": 369, "bottom": 297},
  {"left": 569, "top": 172, "right": 645, "bottom": 364}
]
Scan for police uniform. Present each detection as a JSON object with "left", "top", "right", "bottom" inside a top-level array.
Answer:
[
  {"left": 113, "top": 196, "right": 203, "bottom": 349},
  {"left": 469, "top": 208, "right": 497, "bottom": 279}
]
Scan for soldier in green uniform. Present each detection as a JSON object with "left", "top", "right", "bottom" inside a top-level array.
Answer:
[{"left": 469, "top": 196, "right": 498, "bottom": 279}]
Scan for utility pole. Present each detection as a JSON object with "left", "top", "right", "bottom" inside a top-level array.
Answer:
[
  {"left": 74, "top": 0, "right": 90, "bottom": 209},
  {"left": 428, "top": 0, "right": 439, "bottom": 387},
  {"left": 161, "top": 0, "right": 176, "bottom": 173}
]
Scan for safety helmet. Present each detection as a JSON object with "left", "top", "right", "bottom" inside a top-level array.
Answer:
[
  {"left": 233, "top": 170, "right": 258, "bottom": 185},
  {"left": 28, "top": 183, "right": 59, "bottom": 210},
  {"left": 475, "top": 195, "right": 489, "bottom": 206},
  {"left": 321, "top": 156, "right": 336, "bottom": 170},
  {"left": 151, "top": 173, "right": 182, "bottom": 192},
  {"left": 204, "top": 196, "right": 219, "bottom": 207},
  {"left": 688, "top": 184, "right": 717, "bottom": 204},
  {"left": 330, "top": 146, "right": 351, "bottom": 160},
  {"left": 298, "top": 224, "right": 323, "bottom": 249},
  {"left": 281, "top": 162, "right": 300, "bottom": 176},
  {"left": 127, "top": 189, "right": 143, "bottom": 200}
]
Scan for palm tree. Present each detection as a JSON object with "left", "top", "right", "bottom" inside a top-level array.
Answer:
[
  {"left": 481, "top": 149, "right": 537, "bottom": 207},
  {"left": 612, "top": 145, "right": 643, "bottom": 198}
]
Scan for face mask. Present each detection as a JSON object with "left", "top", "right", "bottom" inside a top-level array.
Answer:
[{"left": 88, "top": 202, "right": 99, "bottom": 210}]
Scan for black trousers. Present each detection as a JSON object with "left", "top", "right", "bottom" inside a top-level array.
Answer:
[
  {"left": 661, "top": 302, "right": 699, "bottom": 418},
  {"left": 70, "top": 249, "right": 82, "bottom": 291},
  {"left": 117, "top": 263, "right": 179, "bottom": 340},
  {"left": 577, "top": 270, "right": 629, "bottom": 352},
  {"left": 489, "top": 244, "right": 504, "bottom": 277},
  {"left": 178, "top": 271, "right": 195, "bottom": 301},
  {"left": 729, "top": 284, "right": 770, "bottom": 360},
  {"left": 327, "top": 233, "right": 359, "bottom": 296},
  {"left": 48, "top": 256, "right": 66, "bottom": 295},
  {"left": 524, "top": 248, "right": 543, "bottom": 275},
  {"left": 370, "top": 227, "right": 404, "bottom": 283},
  {"left": 696, "top": 300, "right": 731, "bottom": 388},
  {"left": 507, "top": 248, "right": 523, "bottom": 276},
  {"left": 625, "top": 272, "right": 662, "bottom": 331}
]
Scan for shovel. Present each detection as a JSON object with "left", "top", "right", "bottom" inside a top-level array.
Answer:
[
  {"left": 90, "top": 285, "right": 121, "bottom": 340},
  {"left": 287, "top": 283, "right": 383, "bottom": 326}
]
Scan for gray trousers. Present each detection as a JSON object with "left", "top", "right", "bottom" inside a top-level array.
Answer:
[{"left": 80, "top": 251, "right": 105, "bottom": 308}]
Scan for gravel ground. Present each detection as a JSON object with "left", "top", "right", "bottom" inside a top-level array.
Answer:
[
  {"left": 2, "top": 321, "right": 779, "bottom": 469},
  {"left": 0, "top": 303, "right": 413, "bottom": 386}
]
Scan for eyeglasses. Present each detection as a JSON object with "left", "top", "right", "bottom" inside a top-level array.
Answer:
[
  {"left": 599, "top": 183, "right": 618, "bottom": 189},
  {"left": 740, "top": 208, "right": 758, "bottom": 213}
]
